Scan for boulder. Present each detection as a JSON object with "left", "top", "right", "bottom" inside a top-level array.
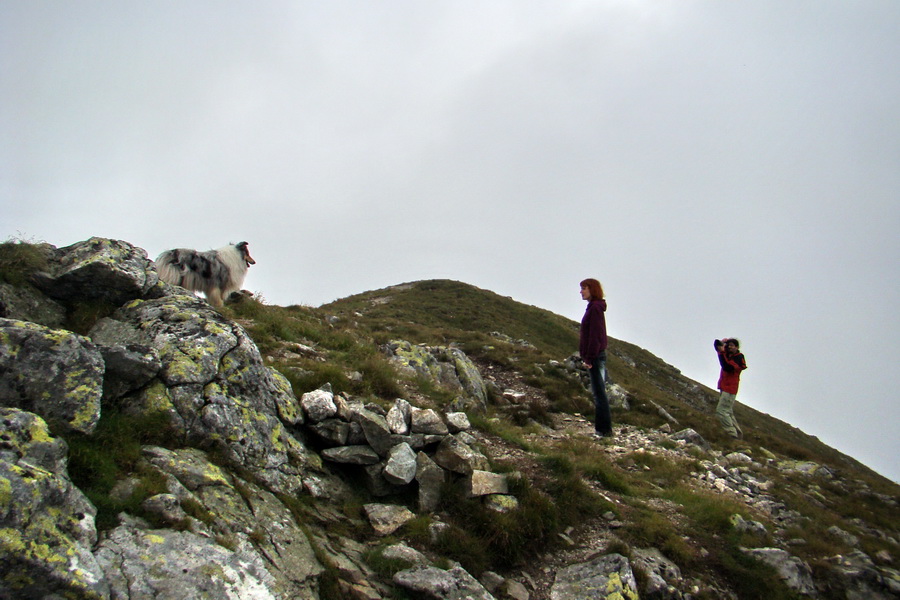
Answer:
[
  {"left": 101, "top": 294, "right": 317, "bottom": 495},
  {"left": 301, "top": 385, "right": 337, "bottom": 422},
  {"left": 383, "top": 442, "right": 418, "bottom": 485},
  {"left": 31, "top": 237, "right": 158, "bottom": 305},
  {"left": 411, "top": 407, "right": 449, "bottom": 435},
  {"left": 384, "top": 341, "right": 488, "bottom": 412},
  {"left": 95, "top": 526, "right": 277, "bottom": 600},
  {"left": 433, "top": 435, "right": 489, "bottom": 475},
  {"left": 139, "top": 446, "right": 324, "bottom": 597},
  {"left": 740, "top": 547, "right": 816, "bottom": 597},
  {"left": 309, "top": 418, "right": 351, "bottom": 446},
  {"left": 446, "top": 411, "right": 471, "bottom": 433},
  {"left": 387, "top": 398, "right": 412, "bottom": 435},
  {"left": 823, "top": 549, "right": 900, "bottom": 599},
  {"left": 632, "top": 547, "right": 683, "bottom": 599},
  {"left": 393, "top": 565, "right": 496, "bottom": 600},
  {"left": 730, "top": 514, "right": 768, "bottom": 536},
  {"left": 381, "top": 542, "right": 431, "bottom": 567},
  {"left": 466, "top": 470, "right": 509, "bottom": 498},
  {"left": 363, "top": 504, "right": 416, "bottom": 536},
  {"left": 0, "top": 408, "right": 107, "bottom": 599},
  {"left": 550, "top": 553, "right": 638, "bottom": 600},
  {"left": 353, "top": 406, "right": 394, "bottom": 456},
  {"left": 0, "top": 281, "right": 65, "bottom": 327},
  {"left": 0, "top": 318, "right": 103, "bottom": 434},
  {"left": 669, "top": 428, "right": 710, "bottom": 451},
  {"left": 416, "top": 452, "right": 446, "bottom": 513},
  {"left": 322, "top": 445, "right": 381, "bottom": 465}
]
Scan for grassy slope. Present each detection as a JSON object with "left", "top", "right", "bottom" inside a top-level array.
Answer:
[{"left": 321, "top": 279, "right": 888, "bottom": 483}]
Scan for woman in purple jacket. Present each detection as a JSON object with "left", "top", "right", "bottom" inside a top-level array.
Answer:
[{"left": 580, "top": 278, "right": 612, "bottom": 438}]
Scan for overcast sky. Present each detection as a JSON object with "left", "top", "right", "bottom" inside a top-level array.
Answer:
[{"left": 2, "top": 1, "right": 898, "bottom": 482}]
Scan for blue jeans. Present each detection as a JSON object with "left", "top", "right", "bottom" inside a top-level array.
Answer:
[{"left": 588, "top": 352, "right": 612, "bottom": 435}]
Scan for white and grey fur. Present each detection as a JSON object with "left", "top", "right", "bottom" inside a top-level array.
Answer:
[{"left": 155, "top": 241, "right": 255, "bottom": 306}]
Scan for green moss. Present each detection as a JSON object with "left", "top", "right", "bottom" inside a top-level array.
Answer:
[{"left": 605, "top": 572, "right": 639, "bottom": 600}]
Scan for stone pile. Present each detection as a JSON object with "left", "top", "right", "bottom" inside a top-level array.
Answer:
[{"left": 298, "top": 386, "right": 516, "bottom": 516}]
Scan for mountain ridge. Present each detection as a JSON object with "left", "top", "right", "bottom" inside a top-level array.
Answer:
[{"left": 320, "top": 278, "right": 885, "bottom": 482}]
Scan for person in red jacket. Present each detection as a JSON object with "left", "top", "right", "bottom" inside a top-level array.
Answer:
[
  {"left": 580, "top": 278, "right": 612, "bottom": 438},
  {"left": 714, "top": 338, "right": 747, "bottom": 438}
]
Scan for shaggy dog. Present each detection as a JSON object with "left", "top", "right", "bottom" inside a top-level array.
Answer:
[{"left": 155, "top": 241, "right": 255, "bottom": 306}]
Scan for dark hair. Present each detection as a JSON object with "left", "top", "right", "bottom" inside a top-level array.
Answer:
[
  {"left": 580, "top": 278, "right": 604, "bottom": 300},
  {"left": 724, "top": 338, "right": 740, "bottom": 349}
]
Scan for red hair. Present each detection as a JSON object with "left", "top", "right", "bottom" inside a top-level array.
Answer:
[{"left": 580, "top": 278, "right": 604, "bottom": 300}]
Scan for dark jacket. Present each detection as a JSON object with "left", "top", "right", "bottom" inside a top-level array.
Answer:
[
  {"left": 717, "top": 349, "right": 747, "bottom": 394},
  {"left": 579, "top": 299, "right": 608, "bottom": 360}
]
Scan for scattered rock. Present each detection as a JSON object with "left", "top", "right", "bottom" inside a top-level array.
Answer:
[{"left": 364, "top": 503, "right": 416, "bottom": 536}]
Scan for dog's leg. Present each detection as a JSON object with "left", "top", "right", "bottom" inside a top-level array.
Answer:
[{"left": 207, "top": 288, "right": 224, "bottom": 307}]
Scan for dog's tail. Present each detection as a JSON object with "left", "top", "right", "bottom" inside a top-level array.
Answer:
[{"left": 155, "top": 250, "right": 185, "bottom": 287}]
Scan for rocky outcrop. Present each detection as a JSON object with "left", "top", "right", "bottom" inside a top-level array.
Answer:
[
  {"left": 88, "top": 293, "right": 317, "bottom": 496},
  {"left": 383, "top": 340, "right": 489, "bottom": 412}
]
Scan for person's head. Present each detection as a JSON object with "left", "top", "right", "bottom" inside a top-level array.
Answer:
[
  {"left": 724, "top": 338, "right": 740, "bottom": 351},
  {"left": 580, "top": 278, "right": 604, "bottom": 301}
]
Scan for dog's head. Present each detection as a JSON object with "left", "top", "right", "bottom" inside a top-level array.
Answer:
[{"left": 236, "top": 241, "right": 256, "bottom": 267}]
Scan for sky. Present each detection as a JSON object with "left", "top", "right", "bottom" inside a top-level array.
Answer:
[{"left": 2, "top": 1, "right": 898, "bottom": 482}]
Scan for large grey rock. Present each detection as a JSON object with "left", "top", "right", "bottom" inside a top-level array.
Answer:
[
  {"left": 0, "top": 408, "right": 107, "bottom": 599},
  {"left": 393, "top": 565, "right": 496, "bottom": 600},
  {"left": 731, "top": 514, "right": 768, "bottom": 536},
  {"left": 31, "top": 237, "right": 158, "bottom": 305},
  {"left": 669, "top": 428, "right": 710, "bottom": 451},
  {"left": 824, "top": 549, "right": 900, "bottom": 600},
  {"left": 466, "top": 470, "right": 509, "bottom": 498},
  {"left": 411, "top": 407, "right": 449, "bottom": 435},
  {"left": 383, "top": 442, "right": 418, "bottom": 485},
  {"left": 353, "top": 406, "right": 394, "bottom": 456},
  {"left": 827, "top": 525, "right": 861, "bottom": 548},
  {"left": 0, "top": 281, "right": 65, "bottom": 327},
  {"left": 309, "top": 418, "right": 350, "bottom": 446},
  {"left": 381, "top": 542, "right": 430, "bottom": 567},
  {"left": 139, "top": 446, "right": 324, "bottom": 598},
  {"left": 363, "top": 504, "right": 416, "bottom": 536},
  {"left": 384, "top": 341, "right": 488, "bottom": 412},
  {"left": 632, "top": 547, "right": 683, "bottom": 599},
  {"left": 416, "top": 452, "right": 446, "bottom": 513},
  {"left": 433, "top": 435, "right": 489, "bottom": 475},
  {"left": 387, "top": 398, "right": 412, "bottom": 434},
  {"left": 363, "top": 463, "right": 402, "bottom": 497},
  {"left": 0, "top": 318, "right": 103, "bottom": 434},
  {"left": 446, "top": 411, "right": 471, "bottom": 433},
  {"left": 104, "top": 294, "right": 317, "bottom": 495},
  {"left": 95, "top": 342, "right": 161, "bottom": 402},
  {"left": 550, "top": 553, "right": 638, "bottom": 600},
  {"left": 321, "top": 445, "right": 381, "bottom": 465},
  {"left": 95, "top": 526, "right": 277, "bottom": 600},
  {"left": 740, "top": 547, "right": 816, "bottom": 597},
  {"left": 301, "top": 386, "right": 337, "bottom": 422}
]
